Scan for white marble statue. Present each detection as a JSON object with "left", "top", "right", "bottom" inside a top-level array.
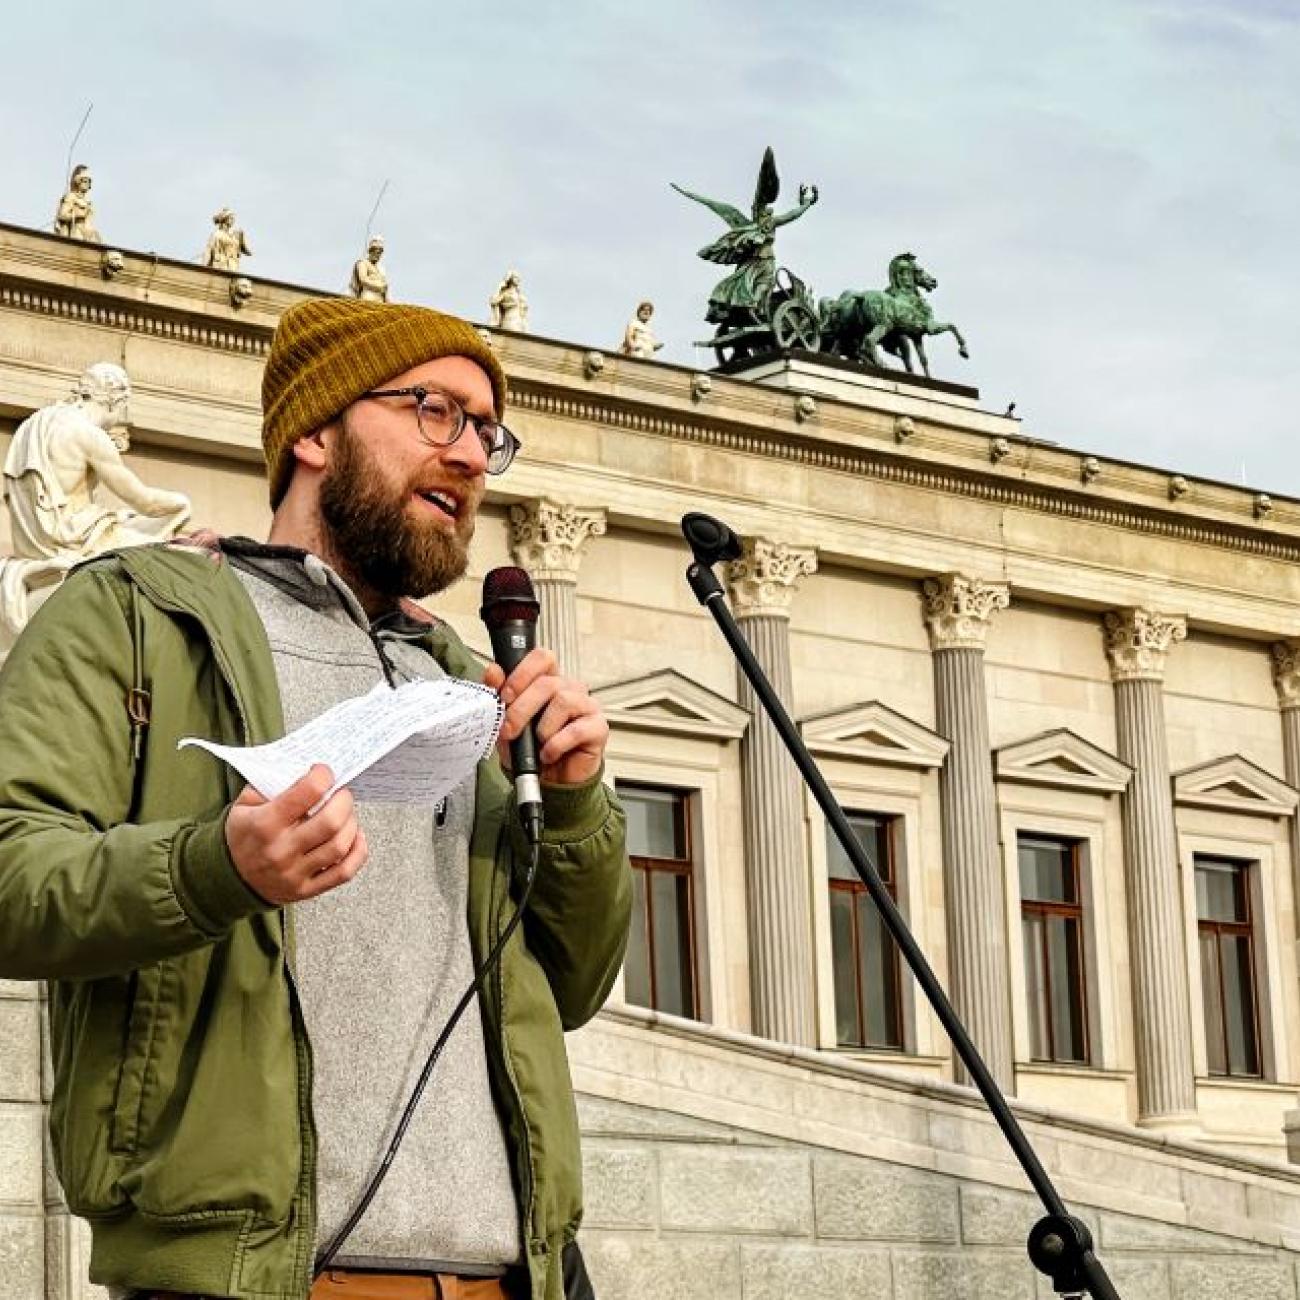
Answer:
[
  {"left": 203, "top": 208, "right": 252, "bottom": 272},
  {"left": 54, "top": 164, "right": 102, "bottom": 242},
  {"left": 350, "top": 235, "right": 389, "bottom": 301},
  {"left": 489, "top": 270, "right": 530, "bottom": 332},
  {"left": 0, "top": 364, "right": 192, "bottom": 650},
  {"left": 620, "top": 300, "right": 664, "bottom": 359}
]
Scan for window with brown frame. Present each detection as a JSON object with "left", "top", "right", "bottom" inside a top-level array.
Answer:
[
  {"left": 1195, "top": 855, "right": 1262, "bottom": 1078},
  {"left": 616, "top": 783, "right": 700, "bottom": 1020},
  {"left": 1018, "top": 835, "right": 1089, "bottom": 1065},
  {"left": 827, "top": 812, "right": 904, "bottom": 1050}
]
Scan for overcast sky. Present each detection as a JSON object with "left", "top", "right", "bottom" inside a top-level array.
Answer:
[{"left": 4, "top": 1, "right": 1298, "bottom": 492}]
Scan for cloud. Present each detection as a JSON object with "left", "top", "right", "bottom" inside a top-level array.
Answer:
[{"left": 3, "top": 0, "right": 1298, "bottom": 490}]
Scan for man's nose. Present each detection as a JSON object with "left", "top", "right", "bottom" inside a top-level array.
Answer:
[{"left": 443, "top": 423, "right": 489, "bottom": 476}]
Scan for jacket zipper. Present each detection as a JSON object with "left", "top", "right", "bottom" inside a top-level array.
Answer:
[
  {"left": 216, "top": 640, "right": 320, "bottom": 1294},
  {"left": 211, "top": 629, "right": 321, "bottom": 1294}
]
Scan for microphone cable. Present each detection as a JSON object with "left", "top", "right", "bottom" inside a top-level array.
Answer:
[{"left": 313, "top": 834, "right": 542, "bottom": 1279}]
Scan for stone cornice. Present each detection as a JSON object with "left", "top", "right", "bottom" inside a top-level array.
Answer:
[
  {"left": 1103, "top": 608, "right": 1188, "bottom": 682},
  {"left": 508, "top": 381, "right": 1300, "bottom": 565},
  {"left": 921, "top": 573, "right": 1010, "bottom": 651},
  {"left": 0, "top": 278, "right": 272, "bottom": 357},
  {"left": 4, "top": 221, "right": 1300, "bottom": 566}
]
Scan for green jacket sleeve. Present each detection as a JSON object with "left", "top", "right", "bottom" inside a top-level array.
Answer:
[
  {"left": 0, "top": 567, "right": 269, "bottom": 981},
  {"left": 517, "top": 774, "right": 632, "bottom": 1031}
]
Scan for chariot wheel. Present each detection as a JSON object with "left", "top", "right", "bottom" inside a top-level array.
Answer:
[
  {"left": 711, "top": 323, "right": 759, "bottom": 368},
  {"left": 714, "top": 340, "right": 756, "bottom": 367},
  {"left": 772, "top": 300, "right": 821, "bottom": 353}
]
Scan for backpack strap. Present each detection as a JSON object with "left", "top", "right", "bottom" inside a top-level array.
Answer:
[{"left": 125, "top": 581, "right": 151, "bottom": 761}]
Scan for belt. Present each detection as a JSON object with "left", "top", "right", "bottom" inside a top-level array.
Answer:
[{"left": 148, "top": 1271, "right": 515, "bottom": 1300}]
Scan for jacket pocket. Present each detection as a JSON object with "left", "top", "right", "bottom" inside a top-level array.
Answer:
[{"left": 108, "top": 964, "right": 165, "bottom": 1155}]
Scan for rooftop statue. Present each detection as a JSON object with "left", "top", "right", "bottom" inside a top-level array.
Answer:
[
  {"left": 350, "top": 235, "right": 389, "bottom": 302},
  {"left": 0, "top": 364, "right": 192, "bottom": 652},
  {"left": 489, "top": 270, "right": 530, "bottom": 332},
  {"left": 620, "top": 300, "right": 664, "bottom": 359},
  {"left": 54, "top": 164, "right": 101, "bottom": 242},
  {"left": 819, "top": 252, "right": 969, "bottom": 379},
  {"left": 203, "top": 208, "right": 252, "bottom": 272},
  {"left": 672, "top": 147, "right": 821, "bottom": 364}
]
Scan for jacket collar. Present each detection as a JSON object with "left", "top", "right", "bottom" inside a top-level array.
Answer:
[{"left": 110, "top": 542, "right": 487, "bottom": 725}]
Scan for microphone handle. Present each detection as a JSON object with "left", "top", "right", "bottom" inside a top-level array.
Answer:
[{"left": 488, "top": 619, "right": 544, "bottom": 842}]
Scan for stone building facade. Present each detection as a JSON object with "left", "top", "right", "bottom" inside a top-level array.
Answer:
[{"left": 3, "top": 221, "right": 1300, "bottom": 1297}]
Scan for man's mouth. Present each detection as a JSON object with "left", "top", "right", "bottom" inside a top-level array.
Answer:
[{"left": 414, "top": 489, "right": 459, "bottom": 519}]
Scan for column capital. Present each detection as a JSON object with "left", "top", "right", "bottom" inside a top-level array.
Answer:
[
  {"left": 507, "top": 498, "right": 607, "bottom": 582},
  {"left": 725, "top": 537, "right": 817, "bottom": 619},
  {"left": 1103, "top": 608, "right": 1187, "bottom": 682},
  {"left": 921, "top": 574, "right": 1010, "bottom": 651},
  {"left": 1272, "top": 640, "right": 1300, "bottom": 709}
]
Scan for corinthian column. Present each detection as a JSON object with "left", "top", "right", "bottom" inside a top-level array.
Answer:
[
  {"left": 922, "top": 574, "right": 1014, "bottom": 1090},
  {"left": 507, "top": 499, "right": 606, "bottom": 676},
  {"left": 1270, "top": 642, "right": 1300, "bottom": 1162},
  {"left": 1104, "top": 608, "right": 1197, "bottom": 1127},
  {"left": 726, "top": 537, "right": 818, "bottom": 1046}
]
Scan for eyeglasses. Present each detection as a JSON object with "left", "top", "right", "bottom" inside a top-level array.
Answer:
[{"left": 360, "top": 386, "right": 521, "bottom": 475}]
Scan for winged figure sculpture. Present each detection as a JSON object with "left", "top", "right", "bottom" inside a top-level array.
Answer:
[{"left": 671, "top": 147, "right": 818, "bottom": 329}]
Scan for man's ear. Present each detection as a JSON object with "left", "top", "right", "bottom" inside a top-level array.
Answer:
[{"left": 291, "top": 425, "right": 331, "bottom": 471}]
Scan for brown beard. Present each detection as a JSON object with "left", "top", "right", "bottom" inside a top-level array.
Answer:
[{"left": 318, "top": 415, "right": 475, "bottom": 604}]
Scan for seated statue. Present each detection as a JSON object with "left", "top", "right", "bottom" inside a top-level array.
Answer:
[{"left": 0, "top": 364, "right": 192, "bottom": 652}]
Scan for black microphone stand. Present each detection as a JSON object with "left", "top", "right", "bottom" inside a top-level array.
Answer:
[{"left": 680, "top": 512, "right": 1121, "bottom": 1300}]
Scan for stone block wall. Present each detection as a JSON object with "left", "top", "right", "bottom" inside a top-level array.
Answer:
[
  {"left": 0, "top": 979, "right": 45, "bottom": 1300},
  {"left": 579, "top": 1097, "right": 1300, "bottom": 1298},
  {"left": 573, "top": 1008, "right": 1300, "bottom": 1300},
  {"left": 2, "top": 982, "right": 104, "bottom": 1300}
]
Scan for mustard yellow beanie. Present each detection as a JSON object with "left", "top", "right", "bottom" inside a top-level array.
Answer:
[{"left": 261, "top": 297, "right": 507, "bottom": 507}]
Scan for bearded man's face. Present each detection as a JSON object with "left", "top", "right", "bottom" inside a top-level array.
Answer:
[
  {"left": 318, "top": 356, "right": 491, "bottom": 603},
  {"left": 319, "top": 411, "right": 478, "bottom": 601}
]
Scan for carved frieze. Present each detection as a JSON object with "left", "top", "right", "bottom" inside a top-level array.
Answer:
[
  {"left": 725, "top": 537, "right": 817, "bottom": 619},
  {"left": 1103, "top": 608, "right": 1187, "bottom": 682},
  {"left": 921, "top": 573, "right": 1010, "bottom": 651},
  {"left": 507, "top": 498, "right": 607, "bottom": 581}
]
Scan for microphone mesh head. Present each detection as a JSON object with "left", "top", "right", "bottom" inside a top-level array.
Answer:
[{"left": 481, "top": 566, "right": 539, "bottom": 628}]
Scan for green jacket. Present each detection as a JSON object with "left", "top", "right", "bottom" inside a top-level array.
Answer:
[{"left": 0, "top": 545, "right": 631, "bottom": 1300}]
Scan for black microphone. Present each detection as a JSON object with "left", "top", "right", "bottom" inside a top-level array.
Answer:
[{"left": 480, "top": 566, "right": 544, "bottom": 845}]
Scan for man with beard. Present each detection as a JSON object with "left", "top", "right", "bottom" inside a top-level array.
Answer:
[{"left": 0, "top": 299, "right": 631, "bottom": 1300}]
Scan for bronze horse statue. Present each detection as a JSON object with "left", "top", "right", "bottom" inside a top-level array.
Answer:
[{"left": 819, "top": 253, "right": 969, "bottom": 378}]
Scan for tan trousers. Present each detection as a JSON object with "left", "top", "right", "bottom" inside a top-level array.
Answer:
[
  {"left": 148, "top": 1272, "right": 513, "bottom": 1300},
  {"left": 311, "top": 1271, "right": 514, "bottom": 1300}
]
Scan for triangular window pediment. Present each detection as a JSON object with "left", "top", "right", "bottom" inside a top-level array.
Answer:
[
  {"left": 593, "top": 669, "right": 749, "bottom": 741},
  {"left": 854, "top": 729, "right": 907, "bottom": 751},
  {"left": 635, "top": 699, "right": 704, "bottom": 722},
  {"left": 799, "top": 701, "right": 948, "bottom": 770},
  {"left": 1174, "top": 755, "right": 1298, "bottom": 817},
  {"left": 996, "top": 730, "right": 1131, "bottom": 795}
]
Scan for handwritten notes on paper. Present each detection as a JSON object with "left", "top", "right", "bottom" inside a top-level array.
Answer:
[{"left": 179, "top": 679, "right": 503, "bottom": 806}]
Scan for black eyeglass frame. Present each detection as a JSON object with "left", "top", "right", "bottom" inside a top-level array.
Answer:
[{"left": 360, "top": 385, "right": 520, "bottom": 474}]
